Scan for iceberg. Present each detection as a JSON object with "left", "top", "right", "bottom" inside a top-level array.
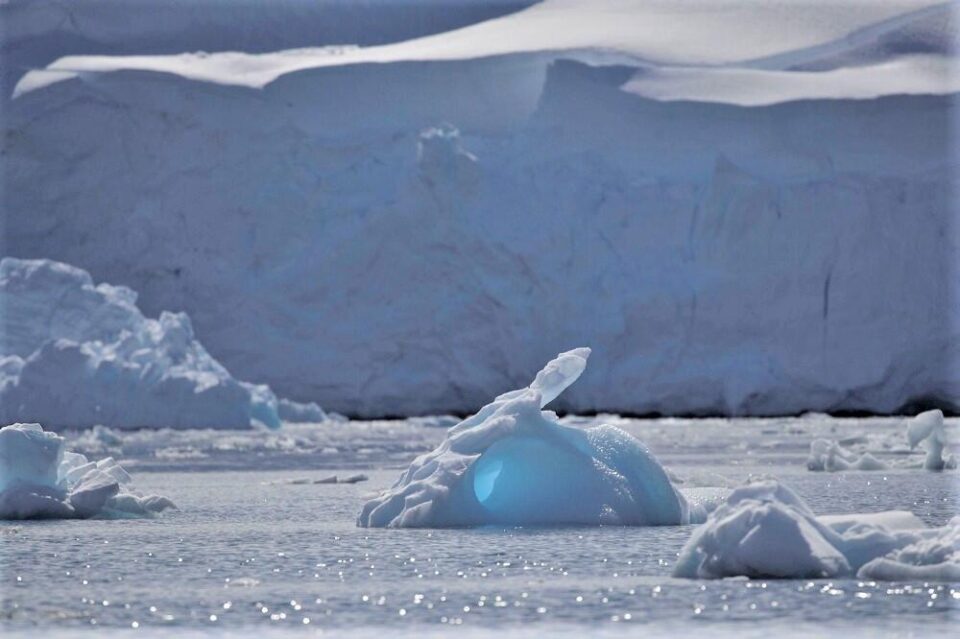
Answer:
[
  {"left": 0, "top": 423, "right": 175, "bottom": 519},
  {"left": 673, "top": 478, "right": 958, "bottom": 580},
  {"left": 358, "top": 348, "right": 701, "bottom": 528},
  {"left": 807, "top": 409, "right": 954, "bottom": 472},
  {"left": 0, "top": 258, "right": 322, "bottom": 429}
]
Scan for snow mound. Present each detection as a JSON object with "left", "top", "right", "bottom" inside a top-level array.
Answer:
[
  {"left": 807, "top": 409, "right": 955, "bottom": 472},
  {"left": 673, "top": 478, "right": 958, "bottom": 580},
  {"left": 0, "top": 258, "right": 320, "bottom": 429},
  {"left": 0, "top": 423, "right": 174, "bottom": 519},
  {"left": 358, "top": 348, "right": 701, "bottom": 528}
]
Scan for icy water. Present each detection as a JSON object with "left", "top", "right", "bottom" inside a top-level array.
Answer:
[{"left": 1, "top": 416, "right": 958, "bottom": 637}]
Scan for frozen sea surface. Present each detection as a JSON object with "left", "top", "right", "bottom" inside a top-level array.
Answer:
[{"left": 1, "top": 416, "right": 957, "bottom": 637}]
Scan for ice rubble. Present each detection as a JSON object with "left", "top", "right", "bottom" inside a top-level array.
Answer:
[
  {"left": 358, "top": 348, "right": 702, "bottom": 528},
  {"left": 0, "top": 258, "right": 321, "bottom": 429},
  {"left": 673, "top": 478, "right": 959, "bottom": 581},
  {"left": 0, "top": 423, "right": 174, "bottom": 519},
  {"left": 807, "top": 409, "right": 955, "bottom": 472},
  {"left": 4, "top": 1, "right": 958, "bottom": 417}
]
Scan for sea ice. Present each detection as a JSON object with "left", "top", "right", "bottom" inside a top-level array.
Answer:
[
  {"left": 673, "top": 478, "right": 958, "bottom": 580},
  {"left": 0, "top": 258, "right": 323, "bottom": 429},
  {"left": 0, "top": 423, "right": 175, "bottom": 519},
  {"left": 358, "top": 348, "right": 701, "bottom": 528}
]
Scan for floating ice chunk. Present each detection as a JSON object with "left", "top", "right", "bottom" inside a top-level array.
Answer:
[
  {"left": 807, "top": 439, "right": 889, "bottom": 472},
  {"left": 674, "top": 478, "right": 957, "bottom": 580},
  {"left": 0, "top": 423, "right": 175, "bottom": 520},
  {"left": 808, "top": 409, "right": 954, "bottom": 472},
  {"left": 358, "top": 348, "right": 699, "bottom": 528},
  {"left": 857, "top": 517, "right": 960, "bottom": 581},
  {"left": 906, "top": 409, "right": 953, "bottom": 470}
]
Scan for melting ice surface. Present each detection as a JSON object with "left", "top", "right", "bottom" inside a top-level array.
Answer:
[
  {"left": 358, "top": 348, "right": 702, "bottom": 527},
  {"left": 0, "top": 423, "right": 174, "bottom": 519},
  {"left": 674, "top": 478, "right": 959, "bottom": 581}
]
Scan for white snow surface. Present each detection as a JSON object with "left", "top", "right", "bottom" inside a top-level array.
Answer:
[
  {"left": 358, "top": 348, "right": 702, "bottom": 528},
  {"left": 0, "top": 258, "right": 320, "bottom": 429},
  {"left": 13, "top": 0, "right": 956, "bottom": 98},
  {"left": 673, "top": 478, "right": 959, "bottom": 580},
  {"left": 0, "top": 422, "right": 174, "bottom": 519},
  {"left": 3, "top": 1, "right": 958, "bottom": 417}
]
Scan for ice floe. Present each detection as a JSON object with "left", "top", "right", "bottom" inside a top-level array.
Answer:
[
  {"left": 0, "top": 423, "right": 175, "bottom": 519},
  {"left": 0, "top": 258, "right": 323, "bottom": 429},
  {"left": 358, "top": 348, "right": 702, "bottom": 528},
  {"left": 267, "top": 473, "right": 368, "bottom": 486},
  {"left": 807, "top": 409, "right": 955, "bottom": 472},
  {"left": 673, "top": 478, "right": 958, "bottom": 580}
]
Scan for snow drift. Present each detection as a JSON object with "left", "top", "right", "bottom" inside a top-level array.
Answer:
[
  {"left": 358, "top": 348, "right": 702, "bottom": 528},
  {"left": 0, "top": 258, "right": 321, "bottom": 429},
  {"left": 673, "top": 478, "right": 959, "bottom": 581},
  {"left": 0, "top": 422, "right": 174, "bottom": 519},
  {"left": 3, "top": 0, "right": 958, "bottom": 417}
]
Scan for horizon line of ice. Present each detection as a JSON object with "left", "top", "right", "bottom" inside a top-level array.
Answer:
[{"left": 358, "top": 347, "right": 703, "bottom": 528}]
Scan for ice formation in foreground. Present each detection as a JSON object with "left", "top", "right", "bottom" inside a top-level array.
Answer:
[
  {"left": 0, "top": 423, "right": 174, "bottom": 519},
  {"left": 358, "top": 348, "right": 702, "bottom": 528},
  {"left": 0, "top": 258, "right": 321, "bottom": 429},
  {"left": 673, "top": 479, "right": 959, "bottom": 581},
  {"left": 807, "top": 409, "right": 955, "bottom": 472}
]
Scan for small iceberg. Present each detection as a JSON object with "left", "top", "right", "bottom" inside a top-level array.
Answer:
[
  {"left": 807, "top": 409, "right": 955, "bottom": 472},
  {"left": 358, "top": 348, "right": 700, "bottom": 528},
  {"left": 673, "top": 478, "right": 958, "bottom": 580},
  {"left": 0, "top": 423, "right": 175, "bottom": 519}
]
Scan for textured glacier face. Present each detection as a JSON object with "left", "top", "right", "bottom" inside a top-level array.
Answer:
[
  {"left": 0, "top": 258, "right": 319, "bottom": 429},
  {"left": 0, "top": 422, "right": 174, "bottom": 519},
  {"left": 2, "top": 5, "right": 957, "bottom": 418},
  {"left": 358, "top": 348, "right": 700, "bottom": 528},
  {"left": 673, "top": 478, "right": 959, "bottom": 581}
]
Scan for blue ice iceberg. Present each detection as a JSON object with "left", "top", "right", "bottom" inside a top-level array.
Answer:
[{"left": 358, "top": 348, "right": 701, "bottom": 528}]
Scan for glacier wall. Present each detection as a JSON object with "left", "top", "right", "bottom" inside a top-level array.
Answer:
[{"left": 2, "top": 58, "right": 957, "bottom": 416}]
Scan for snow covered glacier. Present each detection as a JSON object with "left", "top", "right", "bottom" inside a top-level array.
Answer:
[
  {"left": 0, "top": 258, "right": 323, "bottom": 429},
  {"left": 3, "top": 0, "right": 958, "bottom": 416},
  {"left": 359, "top": 348, "right": 702, "bottom": 527}
]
